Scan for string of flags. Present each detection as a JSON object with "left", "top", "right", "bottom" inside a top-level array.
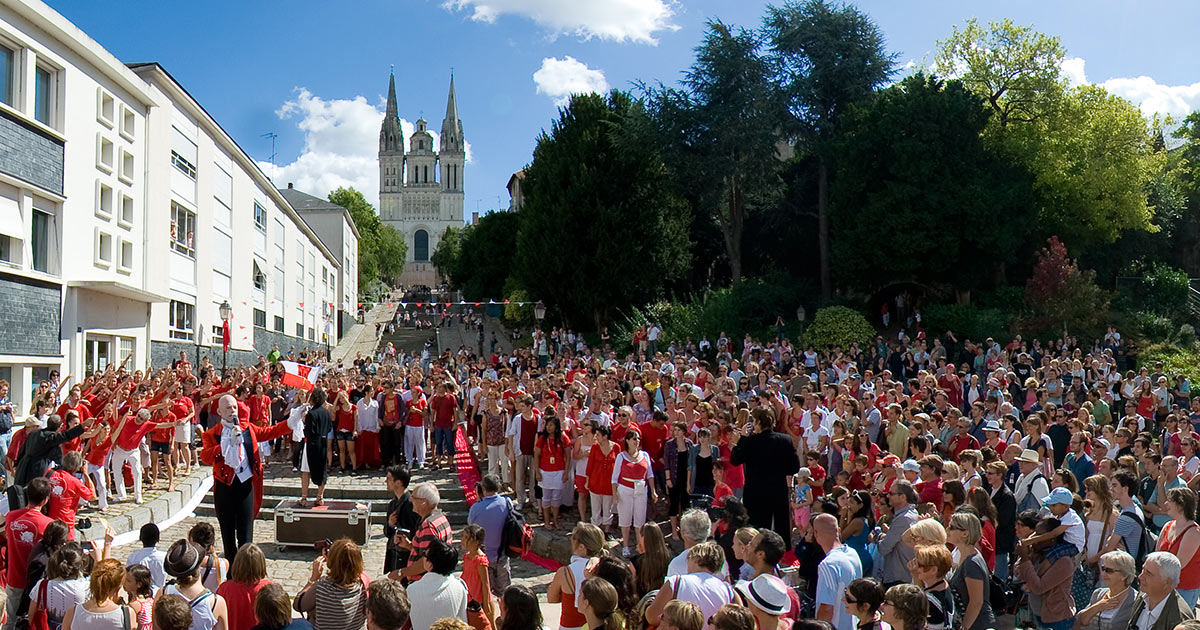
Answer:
[{"left": 355, "top": 299, "right": 539, "bottom": 309}]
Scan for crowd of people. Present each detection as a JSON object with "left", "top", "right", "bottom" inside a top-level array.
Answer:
[{"left": 3, "top": 309, "right": 1200, "bottom": 630}]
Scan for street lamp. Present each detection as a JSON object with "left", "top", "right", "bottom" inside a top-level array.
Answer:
[
  {"left": 534, "top": 300, "right": 546, "bottom": 325},
  {"left": 194, "top": 326, "right": 204, "bottom": 374},
  {"left": 219, "top": 300, "right": 232, "bottom": 375}
]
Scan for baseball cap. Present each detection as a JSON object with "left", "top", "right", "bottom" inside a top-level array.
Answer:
[
  {"left": 735, "top": 575, "right": 791, "bottom": 616},
  {"left": 902, "top": 459, "right": 921, "bottom": 473},
  {"left": 880, "top": 454, "right": 900, "bottom": 466},
  {"left": 1042, "top": 487, "right": 1074, "bottom": 507}
]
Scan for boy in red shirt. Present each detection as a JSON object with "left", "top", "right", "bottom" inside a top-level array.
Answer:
[
  {"left": 47, "top": 452, "right": 95, "bottom": 539},
  {"left": 6, "top": 478, "right": 55, "bottom": 602},
  {"left": 430, "top": 383, "right": 460, "bottom": 469}
]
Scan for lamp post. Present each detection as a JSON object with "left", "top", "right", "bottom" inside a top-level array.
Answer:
[
  {"left": 194, "top": 326, "right": 203, "bottom": 374},
  {"left": 219, "top": 300, "right": 232, "bottom": 376},
  {"left": 796, "top": 304, "right": 807, "bottom": 339},
  {"left": 534, "top": 300, "right": 546, "bottom": 326}
]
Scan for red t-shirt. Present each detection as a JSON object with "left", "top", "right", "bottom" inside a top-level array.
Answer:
[
  {"left": 406, "top": 397, "right": 427, "bottom": 428},
  {"left": 431, "top": 394, "right": 458, "bottom": 430},
  {"left": 216, "top": 578, "right": 273, "bottom": 630},
  {"left": 7, "top": 428, "right": 30, "bottom": 467},
  {"left": 249, "top": 394, "right": 272, "bottom": 427},
  {"left": 380, "top": 393, "right": 403, "bottom": 426},
  {"left": 720, "top": 442, "right": 745, "bottom": 491},
  {"left": 611, "top": 422, "right": 640, "bottom": 446},
  {"left": 586, "top": 444, "right": 618, "bottom": 495},
  {"left": 915, "top": 478, "right": 944, "bottom": 512},
  {"left": 537, "top": 432, "right": 571, "bottom": 472},
  {"left": 950, "top": 433, "right": 980, "bottom": 457},
  {"left": 55, "top": 402, "right": 92, "bottom": 423},
  {"left": 47, "top": 468, "right": 95, "bottom": 532},
  {"left": 86, "top": 432, "right": 115, "bottom": 468},
  {"left": 5, "top": 507, "right": 54, "bottom": 588},
  {"left": 638, "top": 421, "right": 668, "bottom": 472},
  {"left": 152, "top": 411, "right": 177, "bottom": 443},
  {"left": 116, "top": 417, "right": 158, "bottom": 451},
  {"left": 336, "top": 406, "right": 356, "bottom": 433}
]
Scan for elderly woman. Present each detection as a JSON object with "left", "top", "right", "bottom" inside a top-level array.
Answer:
[
  {"left": 902, "top": 517, "right": 947, "bottom": 548},
  {"left": 908, "top": 545, "right": 955, "bottom": 630},
  {"left": 1014, "top": 516, "right": 1076, "bottom": 630},
  {"left": 395, "top": 482, "right": 454, "bottom": 581},
  {"left": 1075, "top": 550, "right": 1137, "bottom": 630}
]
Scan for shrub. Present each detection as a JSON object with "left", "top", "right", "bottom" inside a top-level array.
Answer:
[
  {"left": 1141, "top": 343, "right": 1200, "bottom": 387},
  {"left": 1129, "top": 310, "right": 1174, "bottom": 343},
  {"left": 1135, "top": 262, "right": 1190, "bottom": 317},
  {"left": 922, "top": 304, "right": 1012, "bottom": 342},
  {"left": 804, "top": 306, "right": 875, "bottom": 350},
  {"left": 1024, "top": 237, "right": 1109, "bottom": 336},
  {"left": 503, "top": 288, "right": 534, "bottom": 327}
]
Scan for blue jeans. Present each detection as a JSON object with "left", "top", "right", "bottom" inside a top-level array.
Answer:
[
  {"left": 994, "top": 551, "right": 1010, "bottom": 580},
  {"left": 1037, "top": 617, "right": 1073, "bottom": 630},
  {"left": 434, "top": 427, "right": 456, "bottom": 457}
]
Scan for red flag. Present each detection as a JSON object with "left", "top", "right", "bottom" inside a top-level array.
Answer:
[
  {"left": 280, "top": 361, "right": 321, "bottom": 391},
  {"left": 222, "top": 321, "right": 231, "bottom": 352}
]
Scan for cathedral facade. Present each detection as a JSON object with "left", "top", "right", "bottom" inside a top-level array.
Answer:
[{"left": 378, "top": 71, "right": 464, "bottom": 287}]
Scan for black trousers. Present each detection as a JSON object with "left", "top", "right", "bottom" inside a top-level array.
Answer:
[
  {"left": 746, "top": 494, "right": 793, "bottom": 551},
  {"left": 380, "top": 426, "right": 404, "bottom": 465},
  {"left": 214, "top": 476, "right": 254, "bottom": 564}
]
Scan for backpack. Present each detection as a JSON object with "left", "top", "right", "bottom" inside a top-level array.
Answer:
[
  {"left": 1016, "top": 474, "right": 1045, "bottom": 514},
  {"left": 1125, "top": 509, "right": 1158, "bottom": 571},
  {"left": 499, "top": 498, "right": 533, "bottom": 559}
]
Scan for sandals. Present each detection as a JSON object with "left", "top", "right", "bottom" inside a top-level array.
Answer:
[
  {"left": 315, "top": 498, "right": 325, "bottom": 507},
  {"left": 297, "top": 498, "right": 309, "bottom": 508}
]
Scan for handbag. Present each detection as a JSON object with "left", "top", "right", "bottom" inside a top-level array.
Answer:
[{"left": 18, "top": 579, "right": 50, "bottom": 630}]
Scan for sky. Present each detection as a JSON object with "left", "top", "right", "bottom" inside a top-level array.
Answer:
[{"left": 45, "top": 0, "right": 1200, "bottom": 221}]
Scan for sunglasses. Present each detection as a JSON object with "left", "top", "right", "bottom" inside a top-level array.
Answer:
[{"left": 1100, "top": 566, "right": 1118, "bottom": 574}]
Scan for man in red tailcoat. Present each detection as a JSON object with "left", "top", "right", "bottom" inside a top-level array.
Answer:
[{"left": 200, "top": 394, "right": 291, "bottom": 563}]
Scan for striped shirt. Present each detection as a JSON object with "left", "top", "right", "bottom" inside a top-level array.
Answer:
[
  {"left": 313, "top": 579, "right": 367, "bottom": 630},
  {"left": 410, "top": 510, "right": 453, "bottom": 580}
]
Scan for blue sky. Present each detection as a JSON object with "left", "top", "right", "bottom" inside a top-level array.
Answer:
[{"left": 47, "top": 0, "right": 1200, "bottom": 219}]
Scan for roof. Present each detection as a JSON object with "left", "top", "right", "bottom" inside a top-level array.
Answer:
[
  {"left": 278, "top": 187, "right": 361, "bottom": 240},
  {"left": 507, "top": 169, "right": 525, "bottom": 192}
]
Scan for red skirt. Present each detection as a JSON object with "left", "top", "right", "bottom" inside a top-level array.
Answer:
[{"left": 356, "top": 430, "right": 381, "bottom": 468}]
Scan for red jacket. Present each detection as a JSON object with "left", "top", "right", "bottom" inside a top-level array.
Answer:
[{"left": 200, "top": 421, "right": 291, "bottom": 516}]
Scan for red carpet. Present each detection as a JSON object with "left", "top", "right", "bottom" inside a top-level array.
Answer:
[{"left": 450, "top": 427, "right": 563, "bottom": 569}]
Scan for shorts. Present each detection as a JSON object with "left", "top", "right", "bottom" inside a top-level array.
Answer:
[
  {"left": 575, "top": 474, "right": 589, "bottom": 494},
  {"left": 336, "top": 430, "right": 355, "bottom": 442},
  {"left": 793, "top": 506, "right": 811, "bottom": 530},
  {"left": 150, "top": 441, "right": 171, "bottom": 455},
  {"left": 540, "top": 487, "right": 562, "bottom": 507}
]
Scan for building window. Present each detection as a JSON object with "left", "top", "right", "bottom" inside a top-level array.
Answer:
[
  {"left": 31, "top": 208, "right": 51, "bottom": 273},
  {"left": 119, "top": 149, "right": 135, "bottom": 184},
  {"left": 118, "top": 239, "right": 133, "bottom": 273},
  {"left": 253, "top": 202, "right": 266, "bottom": 231},
  {"left": 253, "top": 308, "right": 266, "bottom": 328},
  {"left": 308, "top": 327, "right": 314, "bottom": 341},
  {"left": 413, "top": 229, "right": 429, "bottom": 262},
  {"left": 296, "top": 322, "right": 304, "bottom": 337},
  {"left": 97, "top": 136, "right": 114, "bottom": 173},
  {"left": 274, "top": 316, "right": 284, "bottom": 333},
  {"left": 0, "top": 235, "right": 13, "bottom": 264},
  {"left": 34, "top": 66, "right": 54, "bottom": 126},
  {"left": 171, "top": 150, "right": 196, "bottom": 179},
  {"left": 96, "top": 182, "right": 113, "bottom": 220},
  {"left": 96, "top": 88, "right": 116, "bottom": 127},
  {"left": 252, "top": 261, "right": 265, "bottom": 291},
  {"left": 0, "top": 44, "right": 14, "bottom": 106},
  {"left": 171, "top": 202, "right": 196, "bottom": 257},
  {"left": 118, "top": 337, "right": 135, "bottom": 366},
  {"left": 118, "top": 193, "right": 134, "bottom": 228},
  {"left": 120, "top": 106, "right": 136, "bottom": 140},
  {"left": 169, "top": 300, "right": 194, "bottom": 340},
  {"left": 94, "top": 230, "right": 113, "bottom": 267}
]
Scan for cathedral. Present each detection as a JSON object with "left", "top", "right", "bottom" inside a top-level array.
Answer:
[{"left": 378, "top": 70, "right": 465, "bottom": 287}]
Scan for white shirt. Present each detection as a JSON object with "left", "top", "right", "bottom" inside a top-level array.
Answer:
[
  {"left": 667, "top": 572, "right": 734, "bottom": 630},
  {"left": 127, "top": 547, "right": 167, "bottom": 591},
  {"left": 666, "top": 547, "right": 729, "bottom": 580},
  {"left": 356, "top": 398, "right": 380, "bottom": 433},
  {"left": 407, "top": 572, "right": 469, "bottom": 630},
  {"left": 287, "top": 404, "right": 309, "bottom": 442},
  {"left": 1136, "top": 593, "right": 1170, "bottom": 630},
  {"left": 219, "top": 423, "right": 252, "bottom": 482}
]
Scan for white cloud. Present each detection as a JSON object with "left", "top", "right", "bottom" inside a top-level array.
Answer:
[
  {"left": 258, "top": 89, "right": 472, "bottom": 204},
  {"left": 1061, "top": 57, "right": 1200, "bottom": 122},
  {"left": 533, "top": 56, "right": 609, "bottom": 106},
  {"left": 442, "top": 0, "right": 678, "bottom": 44}
]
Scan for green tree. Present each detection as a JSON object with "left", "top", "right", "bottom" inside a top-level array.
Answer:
[
  {"left": 430, "top": 226, "right": 462, "bottom": 283},
  {"left": 830, "top": 74, "right": 1035, "bottom": 302},
  {"left": 452, "top": 212, "right": 519, "bottom": 300},
  {"left": 513, "top": 91, "right": 690, "bottom": 328},
  {"left": 640, "top": 20, "right": 783, "bottom": 284},
  {"left": 934, "top": 18, "right": 1065, "bottom": 129},
  {"left": 327, "top": 187, "right": 407, "bottom": 289},
  {"left": 764, "top": 0, "right": 896, "bottom": 298},
  {"left": 936, "top": 19, "right": 1165, "bottom": 254},
  {"left": 1024, "top": 236, "right": 1108, "bottom": 336}
]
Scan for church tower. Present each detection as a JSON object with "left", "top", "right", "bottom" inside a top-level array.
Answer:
[{"left": 378, "top": 70, "right": 404, "bottom": 223}]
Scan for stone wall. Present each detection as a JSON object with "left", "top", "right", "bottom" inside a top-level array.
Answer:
[
  {"left": 0, "top": 109, "right": 64, "bottom": 195},
  {"left": 0, "top": 272, "right": 61, "bottom": 356}
]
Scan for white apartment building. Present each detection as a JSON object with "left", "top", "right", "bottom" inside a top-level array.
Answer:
[{"left": 0, "top": 0, "right": 347, "bottom": 414}]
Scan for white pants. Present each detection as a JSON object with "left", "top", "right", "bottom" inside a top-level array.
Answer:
[
  {"left": 110, "top": 446, "right": 142, "bottom": 501},
  {"left": 616, "top": 483, "right": 647, "bottom": 528},
  {"left": 88, "top": 463, "right": 108, "bottom": 511},
  {"left": 590, "top": 493, "right": 614, "bottom": 527},
  {"left": 404, "top": 425, "right": 426, "bottom": 468},
  {"left": 487, "top": 444, "right": 509, "bottom": 480}
]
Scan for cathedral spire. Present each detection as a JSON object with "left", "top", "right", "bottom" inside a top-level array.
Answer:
[
  {"left": 440, "top": 72, "right": 463, "bottom": 154},
  {"left": 380, "top": 68, "right": 403, "bottom": 154}
]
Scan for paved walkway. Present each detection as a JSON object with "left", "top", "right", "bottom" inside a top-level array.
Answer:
[{"left": 332, "top": 303, "right": 396, "bottom": 363}]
